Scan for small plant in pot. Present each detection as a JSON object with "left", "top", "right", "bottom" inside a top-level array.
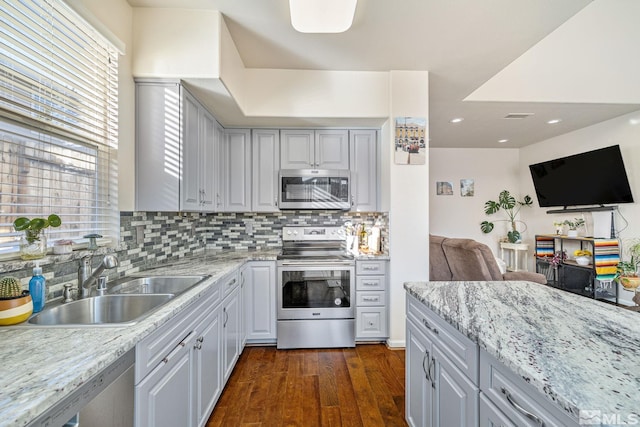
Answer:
[
  {"left": 0, "top": 276, "right": 32, "bottom": 325},
  {"left": 13, "top": 214, "right": 62, "bottom": 260},
  {"left": 480, "top": 190, "right": 533, "bottom": 243},
  {"left": 615, "top": 239, "right": 640, "bottom": 291},
  {"left": 563, "top": 218, "right": 585, "bottom": 237}
]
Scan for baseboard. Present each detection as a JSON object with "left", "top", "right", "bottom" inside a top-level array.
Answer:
[{"left": 386, "top": 338, "right": 405, "bottom": 349}]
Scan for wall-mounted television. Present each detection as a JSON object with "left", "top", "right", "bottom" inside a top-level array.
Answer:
[{"left": 528, "top": 145, "right": 634, "bottom": 208}]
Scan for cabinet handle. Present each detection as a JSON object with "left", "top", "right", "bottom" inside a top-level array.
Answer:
[
  {"left": 429, "top": 357, "right": 435, "bottom": 389},
  {"left": 351, "top": 195, "right": 354, "bottom": 206},
  {"left": 363, "top": 266, "right": 379, "bottom": 271},
  {"left": 362, "top": 281, "right": 378, "bottom": 286},
  {"left": 422, "top": 350, "right": 431, "bottom": 382},
  {"left": 275, "top": 198, "right": 278, "bottom": 207},
  {"left": 501, "top": 387, "right": 545, "bottom": 426},
  {"left": 362, "top": 296, "right": 379, "bottom": 302},
  {"left": 228, "top": 278, "right": 236, "bottom": 287},
  {"left": 223, "top": 307, "right": 228, "bottom": 328},
  {"left": 422, "top": 318, "right": 439, "bottom": 335}
]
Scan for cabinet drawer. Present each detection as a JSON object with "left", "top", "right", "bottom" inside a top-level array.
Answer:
[
  {"left": 136, "top": 283, "right": 219, "bottom": 383},
  {"left": 356, "top": 307, "right": 387, "bottom": 338},
  {"left": 406, "top": 294, "right": 478, "bottom": 384},
  {"left": 356, "top": 291, "right": 386, "bottom": 306},
  {"left": 479, "top": 392, "right": 517, "bottom": 427},
  {"left": 356, "top": 275, "right": 386, "bottom": 291},
  {"left": 356, "top": 260, "right": 387, "bottom": 275},
  {"left": 480, "top": 350, "right": 578, "bottom": 427}
]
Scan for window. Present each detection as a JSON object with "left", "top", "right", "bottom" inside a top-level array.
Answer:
[{"left": 0, "top": 0, "right": 119, "bottom": 256}]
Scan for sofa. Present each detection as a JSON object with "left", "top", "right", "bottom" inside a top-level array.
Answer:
[{"left": 430, "top": 234, "right": 547, "bottom": 284}]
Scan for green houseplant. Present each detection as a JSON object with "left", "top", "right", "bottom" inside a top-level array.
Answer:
[
  {"left": 563, "top": 218, "right": 585, "bottom": 237},
  {"left": 480, "top": 190, "right": 533, "bottom": 243},
  {"left": 615, "top": 239, "right": 640, "bottom": 290},
  {"left": 13, "top": 214, "right": 62, "bottom": 260}
]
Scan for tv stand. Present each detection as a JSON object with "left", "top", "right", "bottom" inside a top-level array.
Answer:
[{"left": 535, "top": 234, "right": 619, "bottom": 304}]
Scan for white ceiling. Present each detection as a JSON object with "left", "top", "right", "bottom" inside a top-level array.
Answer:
[{"left": 127, "top": 0, "right": 640, "bottom": 148}]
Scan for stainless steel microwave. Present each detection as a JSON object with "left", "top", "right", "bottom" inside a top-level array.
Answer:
[{"left": 279, "top": 169, "right": 351, "bottom": 210}]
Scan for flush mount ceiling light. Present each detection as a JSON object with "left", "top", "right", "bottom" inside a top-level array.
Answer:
[
  {"left": 498, "top": 139, "right": 509, "bottom": 143},
  {"left": 289, "top": 0, "right": 358, "bottom": 33},
  {"left": 547, "top": 119, "right": 562, "bottom": 124},
  {"left": 450, "top": 117, "right": 464, "bottom": 123}
]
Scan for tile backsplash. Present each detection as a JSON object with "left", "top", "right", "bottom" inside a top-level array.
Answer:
[{"left": 0, "top": 210, "right": 388, "bottom": 301}]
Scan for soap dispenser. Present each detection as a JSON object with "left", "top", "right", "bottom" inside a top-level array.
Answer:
[{"left": 29, "top": 261, "right": 46, "bottom": 313}]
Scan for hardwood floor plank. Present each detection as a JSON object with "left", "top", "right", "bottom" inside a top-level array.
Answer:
[{"left": 207, "top": 345, "right": 407, "bottom": 427}]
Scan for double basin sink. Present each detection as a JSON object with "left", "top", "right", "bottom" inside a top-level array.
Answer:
[{"left": 27, "top": 275, "right": 209, "bottom": 327}]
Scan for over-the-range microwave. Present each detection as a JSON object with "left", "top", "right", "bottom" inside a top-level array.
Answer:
[{"left": 278, "top": 169, "right": 351, "bottom": 210}]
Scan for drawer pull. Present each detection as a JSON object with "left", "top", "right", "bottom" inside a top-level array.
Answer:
[
  {"left": 362, "top": 296, "right": 379, "bottom": 302},
  {"left": 421, "top": 318, "right": 439, "bottom": 335},
  {"left": 227, "top": 278, "right": 236, "bottom": 287},
  {"left": 501, "top": 387, "right": 545, "bottom": 426},
  {"left": 363, "top": 281, "right": 378, "bottom": 286},
  {"left": 363, "top": 266, "right": 379, "bottom": 271}
]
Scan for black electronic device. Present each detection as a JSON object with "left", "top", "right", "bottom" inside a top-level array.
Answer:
[{"left": 528, "top": 145, "right": 634, "bottom": 208}]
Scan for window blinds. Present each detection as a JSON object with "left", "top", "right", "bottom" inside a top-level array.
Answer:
[{"left": 0, "top": 0, "right": 119, "bottom": 255}]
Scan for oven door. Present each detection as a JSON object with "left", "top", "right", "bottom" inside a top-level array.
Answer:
[
  {"left": 277, "top": 262, "right": 354, "bottom": 320},
  {"left": 278, "top": 169, "right": 351, "bottom": 210}
]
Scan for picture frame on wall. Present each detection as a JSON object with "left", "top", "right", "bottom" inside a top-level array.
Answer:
[
  {"left": 394, "top": 117, "right": 426, "bottom": 165},
  {"left": 461, "top": 179, "right": 474, "bottom": 196},
  {"left": 436, "top": 181, "right": 454, "bottom": 195}
]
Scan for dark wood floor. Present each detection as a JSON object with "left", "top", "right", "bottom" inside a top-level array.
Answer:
[{"left": 206, "top": 344, "right": 407, "bottom": 427}]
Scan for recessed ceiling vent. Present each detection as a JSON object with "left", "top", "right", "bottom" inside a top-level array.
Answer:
[{"left": 503, "top": 113, "right": 534, "bottom": 119}]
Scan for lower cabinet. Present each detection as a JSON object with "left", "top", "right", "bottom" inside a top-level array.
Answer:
[
  {"left": 355, "top": 260, "right": 389, "bottom": 340},
  {"left": 406, "top": 294, "right": 478, "bottom": 427},
  {"left": 243, "top": 261, "right": 277, "bottom": 343},
  {"left": 135, "top": 269, "right": 244, "bottom": 427}
]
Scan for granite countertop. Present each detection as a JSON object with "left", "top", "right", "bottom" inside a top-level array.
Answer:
[
  {"left": 404, "top": 281, "right": 640, "bottom": 423},
  {"left": 0, "top": 249, "right": 278, "bottom": 427}
]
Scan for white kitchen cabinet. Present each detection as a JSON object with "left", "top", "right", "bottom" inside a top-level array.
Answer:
[
  {"left": 192, "top": 306, "right": 222, "bottom": 427},
  {"left": 349, "top": 129, "right": 378, "bottom": 211},
  {"left": 355, "top": 260, "right": 388, "bottom": 340},
  {"left": 222, "top": 129, "right": 252, "bottom": 212},
  {"left": 251, "top": 129, "right": 280, "bottom": 212},
  {"left": 280, "top": 129, "right": 349, "bottom": 170},
  {"left": 406, "top": 293, "right": 479, "bottom": 427},
  {"left": 244, "top": 261, "right": 277, "bottom": 343},
  {"left": 135, "top": 79, "right": 218, "bottom": 212},
  {"left": 222, "top": 273, "right": 242, "bottom": 383}
]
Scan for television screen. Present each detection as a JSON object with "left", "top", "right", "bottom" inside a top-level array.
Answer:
[{"left": 528, "top": 145, "right": 634, "bottom": 208}]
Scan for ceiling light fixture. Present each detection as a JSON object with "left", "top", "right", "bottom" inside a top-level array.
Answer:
[
  {"left": 450, "top": 118, "right": 464, "bottom": 123},
  {"left": 289, "top": 0, "right": 358, "bottom": 33},
  {"left": 498, "top": 139, "right": 509, "bottom": 143},
  {"left": 547, "top": 119, "right": 562, "bottom": 124}
]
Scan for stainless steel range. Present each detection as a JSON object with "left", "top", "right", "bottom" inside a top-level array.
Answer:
[{"left": 277, "top": 226, "right": 355, "bottom": 349}]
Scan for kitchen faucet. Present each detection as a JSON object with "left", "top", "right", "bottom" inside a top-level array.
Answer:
[{"left": 77, "top": 254, "right": 119, "bottom": 299}]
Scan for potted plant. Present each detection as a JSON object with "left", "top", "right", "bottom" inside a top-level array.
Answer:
[
  {"left": 480, "top": 190, "right": 533, "bottom": 243},
  {"left": 563, "top": 218, "right": 585, "bottom": 237},
  {"left": 13, "top": 214, "right": 62, "bottom": 260},
  {"left": 615, "top": 239, "right": 640, "bottom": 290}
]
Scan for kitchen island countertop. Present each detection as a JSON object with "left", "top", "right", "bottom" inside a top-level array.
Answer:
[
  {"left": 0, "top": 249, "right": 278, "bottom": 427},
  {"left": 404, "top": 280, "right": 640, "bottom": 424}
]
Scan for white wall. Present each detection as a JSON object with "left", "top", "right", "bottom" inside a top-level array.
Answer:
[
  {"left": 387, "top": 71, "right": 430, "bottom": 347},
  {"left": 429, "top": 148, "right": 522, "bottom": 253}
]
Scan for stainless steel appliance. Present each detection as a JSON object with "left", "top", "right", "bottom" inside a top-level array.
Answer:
[
  {"left": 278, "top": 169, "right": 351, "bottom": 210},
  {"left": 277, "top": 226, "right": 355, "bottom": 349}
]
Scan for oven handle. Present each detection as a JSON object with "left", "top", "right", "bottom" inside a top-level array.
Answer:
[{"left": 277, "top": 260, "right": 355, "bottom": 267}]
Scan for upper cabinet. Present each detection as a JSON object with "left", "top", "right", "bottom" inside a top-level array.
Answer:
[
  {"left": 222, "top": 129, "right": 252, "bottom": 212},
  {"left": 135, "top": 79, "right": 219, "bottom": 212},
  {"left": 350, "top": 130, "right": 378, "bottom": 212},
  {"left": 252, "top": 130, "right": 280, "bottom": 212},
  {"left": 280, "top": 129, "right": 349, "bottom": 170}
]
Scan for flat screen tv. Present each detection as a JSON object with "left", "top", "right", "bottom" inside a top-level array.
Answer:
[{"left": 528, "top": 145, "right": 634, "bottom": 208}]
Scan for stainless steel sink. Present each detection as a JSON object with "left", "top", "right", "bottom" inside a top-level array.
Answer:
[
  {"left": 27, "top": 294, "right": 175, "bottom": 326},
  {"left": 107, "top": 275, "right": 208, "bottom": 295}
]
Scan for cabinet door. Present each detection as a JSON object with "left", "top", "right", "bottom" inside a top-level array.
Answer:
[
  {"left": 315, "top": 129, "right": 349, "bottom": 169},
  {"left": 222, "top": 288, "right": 241, "bottom": 382},
  {"left": 280, "top": 129, "right": 314, "bottom": 169},
  {"left": 432, "top": 345, "right": 479, "bottom": 427},
  {"left": 214, "top": 122, "right": 225, "bottom": 211},
  {"left": 251, "top": 129, "right": 280, "bottom": 212},
  {"left": 199, "top": 110, "right": 216, "bottom": 211},
  {"left": 135, "top": 81, "right": 180, "bottom": 211},
  {"left": 193, "top": 307, "right": 222, "bottom": 427},
  {"left": 406, "top": 319, "right": 434, "bottom": 427},
  {"left": 244, "top": 261, "right": 277, "bottom": 342},
  {"left": 181, "top": 90, "right": 202, "bottom": 211},
  {"left": 135, "top": 337, "right": 194, "bottom": 427},
  {"left": 356, "top": 306, "right": 387, "bottom": 339},
  {"left": 223, "top": 129, "right": 251, "bottom": 212},
  {"left": 349, "top": 130, "right": 378, "bottom": 211}
]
